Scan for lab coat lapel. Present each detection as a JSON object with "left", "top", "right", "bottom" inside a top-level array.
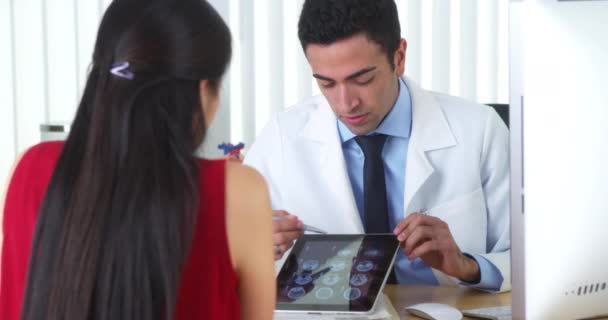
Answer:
[
  {"left": 299, "top": 97, "right": 364, "bottom": 233},
  {"left": 403, "top": 78, "right": 457, "bottom": 214}
]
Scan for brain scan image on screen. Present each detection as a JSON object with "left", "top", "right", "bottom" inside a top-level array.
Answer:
[
  {"left": 287, "top": 286, "right": 307, "bottom": 300},
  {"left": 314, "top": 287, "right": 334, "bottom": 300},
  {"left": 349, "top": 274, "right": 369, "bottom": 286},
  {"left": 293, "top": 273, "right": 313, "bottom": 285},
  {"left": 321, "top": 273, "right": 340, "bottom": 286},
  {"left": 355, "top": 260, "right": 374, "bottom": 272},
  {"left": 301, "top": 259, "right": 320, "bottom": 271},
  {"left": 275, "top": 235, "right": 401, "bottom": 313},
  {"left": 364, "top": 248, "right": 382, "bottom": 257},
  {"left": 337, "top": 249, "right": 352, "bottom": 257},
  {"left": 329, "top": 260, "right": 346, "bottom": 272},
  {"left": 342, "top": 287, "right": 362, "bottom": 301}
]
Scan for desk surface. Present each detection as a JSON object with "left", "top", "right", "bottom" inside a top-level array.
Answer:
[{"left": 384, "top": 285, "right": 511, "bottom": 320}]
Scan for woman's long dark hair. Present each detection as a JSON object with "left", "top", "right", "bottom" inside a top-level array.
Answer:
[{"left": 21, "top": 1, "right": 231, "bottom": 319}]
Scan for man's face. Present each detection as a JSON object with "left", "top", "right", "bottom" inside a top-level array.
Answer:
[{"left": 305, "top": 33, "right": 406, "bottom": 136}]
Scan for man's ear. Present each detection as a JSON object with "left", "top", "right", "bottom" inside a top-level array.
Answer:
[{"left": 394, "top": 38, "right": 407, "bottom": 76}]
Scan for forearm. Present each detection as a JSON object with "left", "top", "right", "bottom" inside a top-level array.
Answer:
[
  {"left": 459, "top": 253, "right": 504, "bottom": 291},
  {"left": 457, "top": 253, "right": 481, "bottom": 283}
]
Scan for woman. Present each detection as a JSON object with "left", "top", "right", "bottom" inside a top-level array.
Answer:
[{"left": 0, "top": 0, "right": 275, "bottom": 319}]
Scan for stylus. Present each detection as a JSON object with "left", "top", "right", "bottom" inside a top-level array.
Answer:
[
  {"left": 272, "top": 216, "right": 328, "bottom": 234},
  {"left": 311, "top": 267, "right": 331, "bottom": 279}
]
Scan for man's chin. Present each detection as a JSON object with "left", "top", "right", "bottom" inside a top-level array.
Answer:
[
  {"left": 347, "top": 125, "right": 375, "bottom": 136},
  {"left": 338, "top": 116, "right": 377, "bottom": 135}
]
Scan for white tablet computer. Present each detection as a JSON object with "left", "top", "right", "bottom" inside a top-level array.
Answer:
[{"left": 275, "top": 234, "right": 400, "bottom": 315}]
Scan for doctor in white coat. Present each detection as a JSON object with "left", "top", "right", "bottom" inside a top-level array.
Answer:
[{"left": 245, "top": 0, "right": 510, "bottom": 292}]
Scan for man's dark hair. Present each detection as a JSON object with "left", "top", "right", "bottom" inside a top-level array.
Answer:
[{"left": 298, "top": 0, "right": 401, "bottom": 68}]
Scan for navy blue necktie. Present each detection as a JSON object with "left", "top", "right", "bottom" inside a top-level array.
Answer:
[
  {"left": 355, "top": 134, "right": 397, "bottom": 284},
  {"left": 355, "top": 134, "right": 390, "bottom": 234}
]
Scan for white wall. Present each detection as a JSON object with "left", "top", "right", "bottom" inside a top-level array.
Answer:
[{"left": 0, "top": 0, "right": 508, "bottom": 189}]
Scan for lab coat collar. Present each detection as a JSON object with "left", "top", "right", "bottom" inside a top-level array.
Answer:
[
  {"left": 298, "top": 76, "right": 457, "bottom": 219},
  {"left": 402, "top": 77, "right": 457, "bottom": 211},
  {"left": 298, "top": 77, "right": 456, "bottom": 151}
]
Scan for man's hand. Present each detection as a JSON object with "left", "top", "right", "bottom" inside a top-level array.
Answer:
[
  {"left": 393, "top": 212, "right": 480, "bottom": 283},
  {"left": 272, "top": 210, "right": 304, "bottom": 260}
]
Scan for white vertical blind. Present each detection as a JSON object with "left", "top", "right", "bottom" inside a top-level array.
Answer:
[
  {"left": 254, "top": 0, "right": 270, "bottom": 136},
  {"left": 458, "top": 0, "right": 479, "bottom": 100},
  {"left": 75, "top": 0, "right": 100, "bottom": 98},
  {"left": 431, "top": 0, "right": 451, "bottom": 94},
  {"left": 236, "top": 0, "right": 255, "bottom": 146},
  {"left": 420, "top": 1, "right": 434, "bottom": 89},
  {"left": 46, "top": 0, "right": 78, "bottom": 122},
  {"left": 12, "top": 0, "right": 47, "bottom": 161},
  {"left": 228, "top": 0, "right": 242, "bottom": 143},
  {"left": 0, "top": 0, "right": 509, "bottom": 189},
  {"left": 497, "top": 0, "right": 510, "bottom": 103},
  {"left": 295, "top": 1, "right": 314, "bottom": 103},
  {"left": 449, "top": 0, "right": 461, "bottom": 96},
  {"left": 0, "top": 0, "right": 16, "bottom": 185},
  {"left": 477, "top": 0, "right": 500, "bottom": 103},
  {"left": 398, "top": 0, "right": 423, "bottom": 84},
  {"left": 283, "top": 0, "right": 314, "bottom": 106},
  {"left": 268, "top": 1, "right": 284, "bottom": 116},
  {"left": 282, "top": 0, "right": 301, "bottom": 109}
]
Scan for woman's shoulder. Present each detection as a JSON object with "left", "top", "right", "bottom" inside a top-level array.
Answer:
[
  {"left": 225, "top": 161, "right": 267, "bottom": 195},
  {"left": 196, "top": 159, "right": 269, "bottom": 212},
  {"left": 20, "top": 141, "right": 64, "bottom": 165},
  {"left": 12, "top": 141, "right": 64, "bottom": 179},
  {"left": 2, "top": 141, "right": 65, "bottom": 222},
  {"left": 197, "top": 159, "right": 266, "bottom": 188},
  {"left": 224, "top": 161, "right": 270, "bottom": 219}
]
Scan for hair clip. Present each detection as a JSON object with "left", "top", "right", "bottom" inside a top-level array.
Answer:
[
  {"left": 218, "top": 142, "right": 245, "bottom": 161},
  {"left": 110, "top": 61, "right": 135, "bottom": 80}
]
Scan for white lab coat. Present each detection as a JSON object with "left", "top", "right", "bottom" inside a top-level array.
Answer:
[{"left": 244, "top": 77, "right": 511, "bottom": 292}]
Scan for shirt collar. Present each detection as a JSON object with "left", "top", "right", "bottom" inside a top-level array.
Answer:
[{"left": 338, "top": 78, "right": 412, "bottom": 143}]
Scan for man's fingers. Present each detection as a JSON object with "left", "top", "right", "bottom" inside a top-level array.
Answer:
[
  {"left": 393, "top": 218, "right": 409, "bottom": 235},
  {"left": 274, "top": 243, "right": 289, "bottom": 260},
  {"left": 274, "top": 230, "right": 303, "bottom": 246},
  {"left": 408, "top": 239, "right": 439, "bottom": 260},
  {"left": 393, "top": 212, "right": 431, "bottom": 235},
  {"left": 271, "top": 209, "right": 304, "bottom": 261},
  {"left": 273, "top": 237, "right": 300, "bottom": 260},
  {"left": 403, "top": 225, "right": 433, "bottom": 254},
  {"left": 272, "top": 215, "right": 303, "bottom": 233},
  {"left": 273, "top": 210, "right": 290, "bottom": 218},
  {"left": 395, "top": 212, "right": 432, "bottom": 241}
]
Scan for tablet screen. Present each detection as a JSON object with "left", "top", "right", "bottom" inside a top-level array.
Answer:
[{"left": 275, "top": 234, "right": 399, "bottom": 313}]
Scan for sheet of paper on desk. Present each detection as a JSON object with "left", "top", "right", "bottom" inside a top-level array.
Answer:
[{"left": 273, "top": 293, "right": 399, "bottom": 320}]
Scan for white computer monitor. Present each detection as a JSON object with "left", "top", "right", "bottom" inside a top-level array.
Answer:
[{"left": 509, "top": 0, "right": 608, "bottom": 319}]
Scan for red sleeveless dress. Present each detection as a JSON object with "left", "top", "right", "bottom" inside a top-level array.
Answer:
[{"left": 0, "top": 141, "right": 240, "bottom": 319}]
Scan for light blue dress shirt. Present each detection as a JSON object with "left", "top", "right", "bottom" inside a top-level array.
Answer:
[{"left": 337, "top": 78, "right": 503, "bottom": 291}]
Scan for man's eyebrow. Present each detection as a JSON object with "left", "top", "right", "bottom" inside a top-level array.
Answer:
[
  {"left": 312, "top": 66, "right": 377, "bottom": 82},
  {"left": 312, "top": 73, "right": 334, "bottom": 82},
  {"left": 345, "top": 67, "right": 377, "bottom": 80}
]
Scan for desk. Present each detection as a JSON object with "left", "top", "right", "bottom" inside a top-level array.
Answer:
[{"left": 384, "top": 285, "right": 510, "bottom": 319}]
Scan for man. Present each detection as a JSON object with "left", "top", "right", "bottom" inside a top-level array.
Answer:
[{"left": 244, "top": 0, "right": 510, "bottom": 292}]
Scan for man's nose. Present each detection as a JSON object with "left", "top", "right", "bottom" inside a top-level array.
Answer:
[{"left": 338, "top": 85, "right": 359, "bottom": 112}]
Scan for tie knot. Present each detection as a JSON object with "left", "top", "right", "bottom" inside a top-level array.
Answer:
[{"left": 355, "top": 134, "right": 387, "bottom": 157}]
